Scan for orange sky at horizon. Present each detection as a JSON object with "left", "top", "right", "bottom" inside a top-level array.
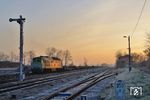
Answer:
[{"left": 0, "top": 0, "right": 150, "bottom": 65}]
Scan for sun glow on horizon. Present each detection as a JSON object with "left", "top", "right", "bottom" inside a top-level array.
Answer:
[{"left": 0, "top": 0, "right": 149, "bottom": 65}]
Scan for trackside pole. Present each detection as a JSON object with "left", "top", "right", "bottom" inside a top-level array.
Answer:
[{"left": 9, "top": 15, "right": 26, "bottom": 81}]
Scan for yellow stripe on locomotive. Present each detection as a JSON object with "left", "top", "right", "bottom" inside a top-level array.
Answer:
[{"left": 31, "top": 56, "right": 62, "bottom": 73}]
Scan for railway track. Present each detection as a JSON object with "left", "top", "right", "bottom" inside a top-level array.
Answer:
[
  {"left": 41, "top": 69, "right": 115, "bottom": 100},
  {"left": 0, "top": 69, "right": 99, "bottom": 94}
]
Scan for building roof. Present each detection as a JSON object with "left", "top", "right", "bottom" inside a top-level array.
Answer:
[{"left": 118, "top": 55, "right": 129, "bottom": 60}]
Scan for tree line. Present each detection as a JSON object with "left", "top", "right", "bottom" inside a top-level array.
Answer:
[
  {"left": 116, "top": 51, "right": 146, "bottom": 68},
  {"left": 45, "top": 47, "right": 72, "bottom": 67},
  {"left": 0, "top": 51, "right": 35, "bottom": 65},
  {"left": 0, "top": 47, "right": 73, "bottom": 67}
]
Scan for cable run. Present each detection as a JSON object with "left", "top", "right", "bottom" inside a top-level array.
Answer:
[{"left": 131, "top": 0, "right": 147, "bottom": 37}]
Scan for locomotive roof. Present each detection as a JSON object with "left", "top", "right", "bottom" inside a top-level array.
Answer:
[
  {"left": 33, "top": 56, "right": 61, "bottom": 61},
  {"left": 51, "top": 57, "right": 61, "bottom": 60}
]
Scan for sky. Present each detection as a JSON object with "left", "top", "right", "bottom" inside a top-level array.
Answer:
[{"left": 0, "top": 0, "right": 150, "bottom": 65}]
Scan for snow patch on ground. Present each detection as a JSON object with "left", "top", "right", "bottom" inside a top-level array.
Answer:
[{"left": 100, "top": 68, "right": 150, "bottom": 100}]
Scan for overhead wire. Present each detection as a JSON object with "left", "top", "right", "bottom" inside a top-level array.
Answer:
[{"left": 131, "top": 0, "right": 147, "bottom": 37}]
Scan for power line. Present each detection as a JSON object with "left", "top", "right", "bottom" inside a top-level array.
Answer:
[{"left": 131, "top": 0, "right": 147, "bottom": 36}]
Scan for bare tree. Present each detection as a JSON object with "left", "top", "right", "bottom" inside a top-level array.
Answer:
[
  {"left": 144, "top": 47, "right": 150, "bottom": 58},
  {"left": 116, "top": 51, "right": 123, "bottom": 59},
  {"left": 143, "top": 32, "right": 150, "bottom": 68},
  {"left": 132, "top": 53, "right": 146, "bottom": 63},
  {"left": 45, "top": 47, "right": 57, "bottom": 57},
  {"left": 115, "top": 50, "right": 127, "bottom": 59},
  {"left": 145, "top": 33, "right": 150, "bottom": 47},
  {"left": 22, "top": 51, "right": 36, "bottom": 65},
  {"left": 28, "top": 50, "right": 36, "bottom": 65},
  {"left": 144, "top": 32, "right": 150, "bottom": 58},
  {"left": 3, "top": 54, "right": 9, "bottom": 61},
  {"left": 0, "top": 52, "right": 5, "bottom": 61},
  {"left": 69, "top": 61, "right": 74, "bottom": 66},
  {"left": 0, "top": 52, "right": 9, "bottom": 61},
  {"left": 10, "top": 51, "right": 18, "bottom": 62},
  {"left": 64, "top": 50, "right": 72, "bottom": 67},
  {"left": 83, "top": 57, "right": 88, "bottom": 67},
  {"left": 15, "top": 55, "right": 19, "bottom": 62},
  {"left": 56, "top": 50, "right": 65, "bottom": 66},
  {"left": 23, "top": 52, "right": 29, "bottom": 65},
  {"left": 45, "top": 48, "right": 73, "bottom": 67}
]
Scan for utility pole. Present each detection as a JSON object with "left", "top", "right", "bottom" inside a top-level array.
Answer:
[
  {"left": 128, "top": 36, "right": 131, "bottom": 72},
  {"left": 123, "top": 36, "right": 132, "bottom": 72},
  {"left": 9, "top": 15, "right": 26, "bottom": 81}
]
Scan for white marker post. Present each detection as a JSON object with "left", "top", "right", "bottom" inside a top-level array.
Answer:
[{"left": 115, "top": 80, "right": 125, "bottom": 100}]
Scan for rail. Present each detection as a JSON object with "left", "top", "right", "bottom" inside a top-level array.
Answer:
[{"left": 41, "top": 69, "right": 115, "bottom": 100}]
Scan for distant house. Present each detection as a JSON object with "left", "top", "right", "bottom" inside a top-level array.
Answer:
[{"left": 116, "top": 55, "right": 129, "bottom": 68}]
